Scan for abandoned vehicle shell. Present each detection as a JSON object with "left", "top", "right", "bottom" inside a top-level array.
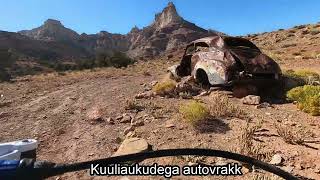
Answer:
[{"left": 169, "top": 35, "right": 282, "bottom": 86}]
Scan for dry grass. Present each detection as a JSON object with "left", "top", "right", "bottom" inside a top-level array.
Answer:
[
  {"left": 179, "top": 101, "right": 210, "bottom": 125},
  {"left": 152, "top": 79, "right": 176, "bottom": 96},
  {"left": 238, "top": 121, "right": 273, "bottom": 162},
  {"left": 275, "top": 124, "right": 305, "bottom": 145},
  {"left": 209, "top": 93, "right": 246, "bottom": 119}
]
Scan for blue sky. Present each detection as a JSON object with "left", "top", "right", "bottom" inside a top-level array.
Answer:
[{"left": 1, "top": 0, "right": 320, "bottom": 36}]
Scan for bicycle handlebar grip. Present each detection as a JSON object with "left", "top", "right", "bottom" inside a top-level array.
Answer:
[{"left": 0, "top": 160, "right": 20, "bottom": 179}]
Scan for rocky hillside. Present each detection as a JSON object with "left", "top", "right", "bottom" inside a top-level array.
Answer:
[
  {"left": 7, "top": 2, "right": 216, "bottom": 61},
  {"left": 245, "top": 23, "right": 320, "bottom": 72}
]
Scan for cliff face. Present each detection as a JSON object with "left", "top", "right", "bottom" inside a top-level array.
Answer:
[
  {"left": 126, "top": 2, "right": 216, "bottom": 58},
  {"left": 11, "top": 2, "right": 219, "bottom": 60}
]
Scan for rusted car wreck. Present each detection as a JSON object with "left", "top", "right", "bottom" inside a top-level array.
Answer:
[{"left": 168, "top": 35, "right": 282, "bottom": 88}]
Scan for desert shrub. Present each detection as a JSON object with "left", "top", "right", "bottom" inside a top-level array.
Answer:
[
  {"left": 287, "top": 85, "right": 320, "bottom": 116},
  {"left": 107, "top": 52, "right": 135, "bottom": 68},
  {"left": 179, "top": 101, "right": 210, "bottom": 125},
  {"left": 209, "top": 93, "right": 246, "bottom": 118},
  {"left": 275, "top": 124, "right": 305, "bottom": 144},
  {"left": 152, "top": 79, "right": 176, "bottom": 96}
]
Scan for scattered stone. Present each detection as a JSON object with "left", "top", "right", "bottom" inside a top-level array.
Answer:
[
  {"left": 178, "top": 92, "right": 193, "bottom": 99},
  {"left": 135, "top": 91, "right": 155, "bottom": 99},
  {"left": 314, "top": 164, "right": 320, "bottom": 173},
  {"left": 215, "top": 157, "right": 228, "bottom": 166},
  {"left": 69, "top": 97, "right": 77, "bottom": 100},
  {"left": 175, "top": 76, "right": 201, "bottom": 95},
  {"left": 241, "top": 95, "right": 261, "bottom": 105},
  {"left": 198, "top": 91, "right": 211, "bottom": 97},
  {"left": 119, "top": 176, "right": 131, "bottom": 180},
  {"left": 150, "top": 81, "right": 158, "bottom": 87},
  {"left": 113, "top": 138, "right": 152, "bottom": 157},
  {"left": 123, "top": 126, "right": 135, "bottom": 136},
  {"left": 165, "top": 123, "right": 175, "bottom": 128},
  {"left": 269, "top": 154, "right": 283, "bottom": 165},
  {"left": 265, "top": 112, "right": 272, "bottom": 116},
  {"left": 88, "top": 153, "right": 94, "bottom": 156},
  {"left": 131, "top": 120, "right": 144, "bottom": 127},
  {"left": 87, "top": 107, "right": 103, "bottom": 122},
  {"left": 125, "top": 131, "right": 137, "bottom": 138},
  {"left": 256, "top": 102, "right": 272, "bottom": 109},
  {"left": 242, "top": 166, "right": 250, "bottom": 174},
  {"left": 281, "top": 166, "right": 294, "bottom": 173},
  {"left": 116, "top": 115, "right": 123, "bottom": 120},
  {"left": 106, "top": 117, "right": 115, "bottom": 125},
  {"left": 0, "top": 112, "right": 9, "bottom": 118},
  {"left": 120, "top": 114, "right": 132, "bottom": 123},
  {"left": 188, "top": 162, "right": 197, "bottom": 166}
]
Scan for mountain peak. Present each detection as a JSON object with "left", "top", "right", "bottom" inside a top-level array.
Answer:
[
  {"left": 153, "top": 2, "right": 184, "bottom": 29},
  {"left": 44, "top": 19, "right": 63, "bottom": 26}
]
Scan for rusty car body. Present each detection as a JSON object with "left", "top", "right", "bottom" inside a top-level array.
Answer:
[{"left": 168, "top": 35, "right": 282, "bottom": 87}]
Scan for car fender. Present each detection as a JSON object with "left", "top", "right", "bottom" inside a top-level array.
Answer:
[{"left": 193, "top": 59, "right": 228, "bottom": 85}]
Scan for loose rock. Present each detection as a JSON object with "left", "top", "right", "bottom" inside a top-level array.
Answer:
[
  {"left": 131, "top": 120, "right": 144, "bottom": 127},
  {"left": 256, "top": 102, "right": 272, "bottom": 109},
  {"left": 106, "top": 117, "right": 115, "bottom": 125},
  {"left": 123, "top": 126, "right": 135, "bottom": 136},
  {"left": 120, "top": 114, "right": 132, "bottom": 123},
  {"left": 135, "top": 91, "right": 155, "bottom": 99},
  {"left": 269, "top": 154, "right": 283, "bottom": 165},
  {"left": 242, "top": 95, "right": 261, "bottom": 105},
  {"left": 87, "top": 107, "right": 103, "bottom": 122},
  {"left": 113, "top": 138, "right": 152, "bottom": 157}
]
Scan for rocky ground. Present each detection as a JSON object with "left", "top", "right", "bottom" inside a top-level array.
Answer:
[{"left": 0, "top": 55, "right": 319, "bottom": 179}]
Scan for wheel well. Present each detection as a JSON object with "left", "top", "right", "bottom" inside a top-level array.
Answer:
[{"left": 196, "top": 69, "right": 210, "bottom": 87}]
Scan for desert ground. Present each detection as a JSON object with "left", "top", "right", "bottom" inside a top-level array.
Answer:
[{"left": 1, "top": 24, "right": 320, "bottom": 180}]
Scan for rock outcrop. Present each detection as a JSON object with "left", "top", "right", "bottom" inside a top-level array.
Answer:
[
  {"left": 19, "top": 19, "right": 80, "bottom": 43},
  {"left": 15, "top": 2, "right": 219, "bottom": 60},
  {"left": 126, "top": 2, "right": 216, "bottom": 58}
]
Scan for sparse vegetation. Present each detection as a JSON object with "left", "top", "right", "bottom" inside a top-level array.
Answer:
[
  {"left": 283, "top": 70, "right": 320, "bottom": 90},
  {"left": 275, "top": 124, "right": 305, "bottom": 145},
  {"left": 50, "top": 51, "right": 135, "bottom": 72},
  {"left": 152, "top": 79, "right": 176, "bottom": 96},
  {"left": 179, "top": 101, "right": 210, "bottom": 125},
  {"left": 287, "top": 85, "right": 320, "bottom": 116},
  {"left": 209, "top": 93, "right": 246, "bottom": 118},
  {"left": 238, "top": 121, "right": 272, "bottom": 161},
  {"left": 125, "top": 99, "right": 144, "bottom": 111}
]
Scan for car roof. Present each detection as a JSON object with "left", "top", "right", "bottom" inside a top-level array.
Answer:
[{"left": 189, "top": 35, "right": 258, "bottom": 50}]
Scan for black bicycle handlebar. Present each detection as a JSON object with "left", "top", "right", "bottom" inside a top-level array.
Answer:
[{"left": 2, "top": 148, "right": 299, "bottom": 180}]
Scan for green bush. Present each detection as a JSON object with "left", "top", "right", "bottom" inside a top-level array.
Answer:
[
  {"left": 179, "top": 101, "right": 210, "bottom": 124},
  {"left": 287, "top": 85, "right": 320, "bottom": 116},
  {"left": 95, "top": 51, "right": 134, "bottom": 68}
]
